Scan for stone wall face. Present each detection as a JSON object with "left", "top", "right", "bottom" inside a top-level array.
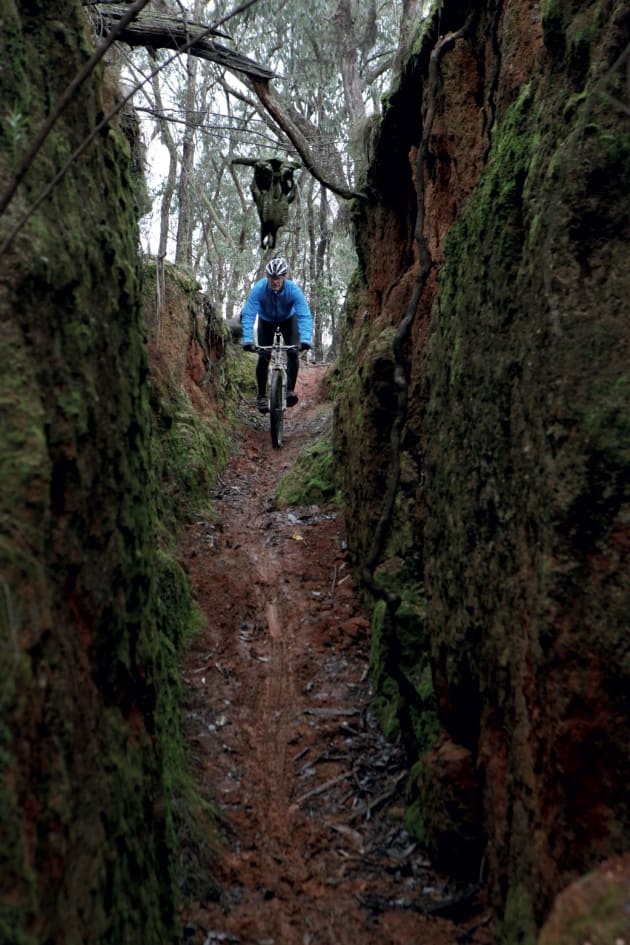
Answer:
[
  {"left": 335, "top": 0, "right": 630, "bottom": 938},
  {"left": 0, "top": 4, "right": 185, "bottom": 942}
]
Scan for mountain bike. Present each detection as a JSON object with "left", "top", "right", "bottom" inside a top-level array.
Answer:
[{"left": 257, "top": 331, "right": 299, "bottom": 449}]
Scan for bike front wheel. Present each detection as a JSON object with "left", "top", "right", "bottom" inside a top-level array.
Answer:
[{"left": 269, "top": 370, "right": 284, "bottom": 448}]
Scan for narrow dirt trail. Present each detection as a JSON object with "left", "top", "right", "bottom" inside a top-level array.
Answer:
[{"left": 179, "top": 363, "right": 493, "bottom": 945}]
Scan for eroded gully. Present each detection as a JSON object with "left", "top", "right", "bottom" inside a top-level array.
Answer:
[{"left": 178, "top": 363, "right": 493, "bottom": 945}]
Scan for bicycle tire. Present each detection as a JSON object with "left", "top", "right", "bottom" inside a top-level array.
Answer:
[{"left": 269, "top": 370, "right": 284, "bottom": 448}]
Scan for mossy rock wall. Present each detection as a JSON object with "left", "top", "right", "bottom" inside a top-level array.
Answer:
[
  {"left": 142, "top": 259, "right": 232, "bottom": 528},
  {"left": 335, "top": 0, "right": 629, "bottom": 938},
  {"left": 0, "top": 4, "right": 196, "bottom": 942}
]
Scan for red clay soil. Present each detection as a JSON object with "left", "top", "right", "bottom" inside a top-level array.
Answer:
[{"left": 179, "top": 362, "right": 494, "bottom": 945}]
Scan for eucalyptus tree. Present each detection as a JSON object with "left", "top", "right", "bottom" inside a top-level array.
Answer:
[
  {"left": 193, "top": 0, "right": 401, "bottom": 349},
  {"left": 174, "top": 0, "right": 205, "bottom": 265},
  {"left": 119, "top": 0, "right": 432, "bottom": 352}
]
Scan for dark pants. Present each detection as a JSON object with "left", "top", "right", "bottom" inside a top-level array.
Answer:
[{"left": 256, "top": 315, "right": 300, "bottom": 397}]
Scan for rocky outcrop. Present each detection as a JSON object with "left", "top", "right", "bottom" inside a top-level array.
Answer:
[{"left": 335, "top": 0, "right": 629, "bottom": 939}]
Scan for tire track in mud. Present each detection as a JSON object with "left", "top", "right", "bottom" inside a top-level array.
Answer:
[
  {"left": 258, "top": 569, "right": 294, "bottom": 844},
  {"left": 241, "top": 471, "right": 308, "bottom": 860},
  {"left": 179, "top": 366, "right": 494, "bottom": 945}
]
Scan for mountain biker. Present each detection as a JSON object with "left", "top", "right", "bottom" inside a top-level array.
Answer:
[{"left": 241, "top": 257, "right": 312, "bottom": 413}]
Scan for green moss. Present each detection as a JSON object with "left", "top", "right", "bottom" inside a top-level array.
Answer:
[
  {"left": 501, "top": 884, "right": 537, "bottom": 945},
  {"left": 372, "top": 686, "right": 402, "bottom": 740},
  {"left": 0, "top": 322, "right": 50, "bottom": 513},
  {"left": 274, "top": 426, "right": 337, "bottom": 508},
  {"left": 227, "top": 345, "right": 259, "bottom": 402},
  {"left": 369, "top": 598, "right": 389, "bottom": 684},
  {"left": 0, "top": 317, "right": 51, "bottom": 945},
  {"left": 418, "top": 0, "right": 630, "bottom": 920},
  {"left": 0, "top": 5, "right": 223, "bottom": 941},
  {"left": 0, "top": 9, "right": 30, "bottom": 161},
  {"left": 0, "top": 657, "right": 37, "bottom": 945},
  {"left": 581, "top": 374, "right": 630, "bottom": 466},
  {"left": 409, "top": 2, "right": 442, "bottom": 59},
  {"left": 332, "top": 0, "right": 630, "bottom": 931},
  {"left": 57, "top": 387, "right": 90, "bottom": 431},
  {"left": 562, "top": 90, "right": 588, "bottom": 123},
  {"left": 152, "top": 382, "right": 227, "bottom": 526},
  {"left": 367, "top": 568, "right": 439, "bottom": 753},
  {"left": 542, "top": 880, "right": 628, "bottom": 945},
  {"left": 153, "top": 551, "right": 220, "bottom": 904},
  {"left": 404, "top": 796, "right": 428, "bottom": 845},
  {"left": 568, "top": 7, "right": 606, "bottom": 81}
]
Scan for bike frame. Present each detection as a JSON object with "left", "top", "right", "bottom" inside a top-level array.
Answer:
[{"left": 256, "top": 330, "right": 299, "bottom": 448}]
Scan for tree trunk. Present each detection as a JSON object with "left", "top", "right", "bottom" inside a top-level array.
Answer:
[
  {"left": 175, "top": 48, "right": 199, "bottom": 266},
  {"left": 151, "top": 71, "right": 178, "bottom": 260},
  {"left": 313, "top": 186, "right": 330, "bottom": 361},
  {"left": 333, "top": 0, "right": 367, "bottom": 132}
]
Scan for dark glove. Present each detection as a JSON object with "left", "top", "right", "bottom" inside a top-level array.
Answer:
[
  {"left": 300, "top": 342, "right": 311, "bottom": 352},
  {"left": 242, "top": 342, "right": 256, "bottom": 352}
]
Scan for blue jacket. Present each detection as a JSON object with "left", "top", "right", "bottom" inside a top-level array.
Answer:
[{"left": 241, "top": 278, "right": 313, "bottom": 345}]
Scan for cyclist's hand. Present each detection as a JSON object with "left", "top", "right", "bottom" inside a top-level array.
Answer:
[
  {"left": 300, "top": 341, "right": 311, "bottom": 352},
  {"left": 242, "top": 342, "right": 256, "bottom": 352}
]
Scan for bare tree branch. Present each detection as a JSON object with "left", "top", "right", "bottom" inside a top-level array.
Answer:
[
  {"left": 99, "top": 3, "right": 275, "bottom": 79},
  {"left": 0, "top": 0, "right": 366, "bottom": 256},
  {"left": 208, "top": 0, "right": 265, "bottom": 33},
  {"left": 249, "top": 78, "right": 364, "bottom": 201},
  {"left": 214, "top": 74, "right": 285, "bottom": 146},
  {"left": 363, "top": 53, "right": 395, "bottom": 87},
  {"left": 101, "top": 2, "right": 366, "bottom": 200}
]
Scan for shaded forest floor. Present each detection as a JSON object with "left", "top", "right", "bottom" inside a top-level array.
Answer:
[{"left": 178, "top": 362, "right": 494, "bottom": 945}]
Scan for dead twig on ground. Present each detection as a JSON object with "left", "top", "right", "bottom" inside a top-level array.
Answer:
[
  {"left": 295, "top": 767, "right": 360, "bottom": 805},
  {"left": 347, "top": 769, "right": 407, "bottom": 823},
  {"left": 303, "top": 707, "right": 360, "bottom": 718}
]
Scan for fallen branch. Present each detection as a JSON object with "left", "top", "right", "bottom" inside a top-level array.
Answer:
[
  {"left": 99, "top": 2, "right": 275, "bottom": 80},
  {"left": 296, "top": 768, "right": 360, "bottom": 805},
  {"left": 303, "top": 707, "right": 361, "bottom": 718},
  {"left": 348, "top": 769, "right": 407, "bottom": 823}
]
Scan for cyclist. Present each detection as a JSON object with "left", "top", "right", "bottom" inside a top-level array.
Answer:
[{"left": 241, "top": 257, "right": 312, "bottom": 413}]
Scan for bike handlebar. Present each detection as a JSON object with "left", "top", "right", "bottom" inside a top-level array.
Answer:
[{"left": 254, "top": 344, "right": 300, "bottom": 352}]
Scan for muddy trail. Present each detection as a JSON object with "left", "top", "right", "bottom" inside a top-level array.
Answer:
[{"left": 178, "top": 363, "right": 493, "bottom": 945}]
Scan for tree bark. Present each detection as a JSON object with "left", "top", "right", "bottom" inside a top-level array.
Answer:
[
  {"left": 150, "top": 72, "right": 178, "bottom": 260},
  {"left": 97, "top": 3, "right": 275, "bottom": 79},
  {"left": 333, "top": 0, "right": 366, "bottom": 131},
  {"left": 175, "top": 47, "right": 199, "bottom": 265}
]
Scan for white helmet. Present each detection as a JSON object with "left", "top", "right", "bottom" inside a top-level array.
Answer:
[{"left": 265, "top": 257, "right": 288, "bottom": 277}]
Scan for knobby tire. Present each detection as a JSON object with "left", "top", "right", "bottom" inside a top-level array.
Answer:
[{"left": 269, "top": 370, "right": 284, "bottom": 448}]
